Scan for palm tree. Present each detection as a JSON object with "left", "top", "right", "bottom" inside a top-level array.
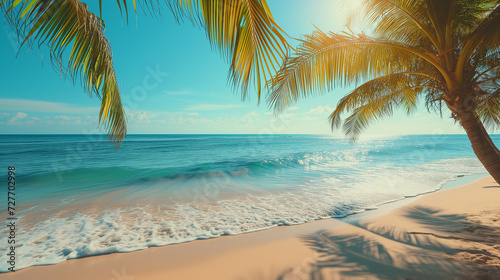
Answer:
[
  {"left": 268, "top": 0, "right": 500, "bottom": 184},
  {"left": 1, "top": 0, "right": 289, "bottom": 146}
]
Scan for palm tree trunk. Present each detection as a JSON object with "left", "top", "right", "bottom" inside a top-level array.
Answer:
[{"left": 458, "top": 112, "right": 500, "bottom": 184}]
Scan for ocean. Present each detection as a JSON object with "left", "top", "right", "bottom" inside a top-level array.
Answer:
[{"left": 0, "top": 134, "right": 492, "bottom": 271}]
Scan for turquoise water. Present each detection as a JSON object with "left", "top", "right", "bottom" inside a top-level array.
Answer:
[{"left": 0, "top": 134, "right": 493, "bottom": 271}]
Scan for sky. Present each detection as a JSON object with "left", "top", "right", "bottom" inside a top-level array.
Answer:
[{"left": 0, "top": 0, "right": 467, "bottom": 136}]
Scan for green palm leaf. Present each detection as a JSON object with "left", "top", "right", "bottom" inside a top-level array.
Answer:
[
  {"left": 476, "top": 90, "right": 500, "bottom": 128},
  {"left": 456, "top": 1, "right": 500, "bottom": 81},
  {"left": 2, "top": 0, "right": 127, "bottom": 146},
  {"left": 169, "top": 0, "right": 290, "bottom": 99},
  {"left": 329, "top": 72, "right": 432, "bottom": 139},
  {"left": 267, "top": 28, "right": 448, "bottom": 113}
]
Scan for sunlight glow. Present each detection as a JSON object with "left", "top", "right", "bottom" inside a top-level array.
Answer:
[{"left": 341, "top": 0, "right": 364, "bottom": 16}]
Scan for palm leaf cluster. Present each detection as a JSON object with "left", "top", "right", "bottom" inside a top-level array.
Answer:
[
  {"left": 268, "top": 0, "right": 500, "bottom": 140},
  {"left": 1, "top": 0, "right": 290, "bottom": 144}
]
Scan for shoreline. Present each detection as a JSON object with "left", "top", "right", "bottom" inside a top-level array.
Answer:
[
  {"left": 3, "top": 174, "right": 499, "bottom": 279},
  {"left": 339, "top": 173, "right": 488, "bottom": 224}
]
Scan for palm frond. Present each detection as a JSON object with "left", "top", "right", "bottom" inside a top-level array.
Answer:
[
  {"left": 456, "top": 1, "right": 500, "bottom": 82},
  {"left": 473, "top": 47, "right": 500, "bottom": 83},
  {"left": 2, "top": 0, "right": 127, "bottom": 146},
  {"left": 102, "top": 0, "right": 164, "bottom": 19},
  {"left": 337, "top": 86, "right": 422, "bottom": 141},
  {"left": 476, "top": 90, "right": 500, "bottom": 129},
  {"left": 267, "top": 28, "right": 450, "bottom": 112},
  {"left": 329, "top": 72, "right": 436, "bottom": 129},
  {"left": 351, "top": 0, "right": 441, "bottom": 51},
  {"left": 327, "top": 73, "right": 437, "bottom": 140},
  {"left": 169, "top": 0, "right": 290, "bottom": 99}
]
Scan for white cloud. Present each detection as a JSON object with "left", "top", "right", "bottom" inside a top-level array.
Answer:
[
  {"left": 241, "top": 111, "right": 259, "bottom": 123},
  {"left": 0, "top": 99, "right": 98, "bottom": 114},
  {"left": 128, "top": 111, "right": 157, "bottom": 124},
  {"left": 7, "top": 112, "right": 28, "bottom": 125},
  {"left": 186, "top": 112, "right": 199, "bottom": 116},
  {"left": 186, "top": 104, "right": 244, "bottom": 111},
  {"left": 287, "top": 106, "right": 299, "bottom": 111},
  {"left": 263, "top": 112, "right": 297, "bottom": 125},
  {"left": 308, "top": 105, "right": 333, "bottom": 115},
  {"left": 34, "top": 114, "right": 98, "bottom": 126},
  {"left": 23, "top": 116, "right": 42, "bottom": 125},
  {"left": 170, "top": 116, "right": 211, "bottom": 125},
  {"left": 54, "top": 115, "right": 81, "bottom": 120}
]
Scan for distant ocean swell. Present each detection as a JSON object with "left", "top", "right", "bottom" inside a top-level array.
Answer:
[{"left": 18, "top": 145, "right": 460, "bottom": 184}]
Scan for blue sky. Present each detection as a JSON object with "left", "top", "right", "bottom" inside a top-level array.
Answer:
[{"left": 0, "top": 0, "right": 466, "bottom": 136}]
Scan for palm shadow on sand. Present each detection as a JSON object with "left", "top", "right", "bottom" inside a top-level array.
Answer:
[{"left": 276, "top": 206, "right": 500, "bottom": 280}]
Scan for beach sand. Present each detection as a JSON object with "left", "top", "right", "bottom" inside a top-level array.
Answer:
[{"left": 3, "top": 176, "right": 499, "bottom": 280}]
